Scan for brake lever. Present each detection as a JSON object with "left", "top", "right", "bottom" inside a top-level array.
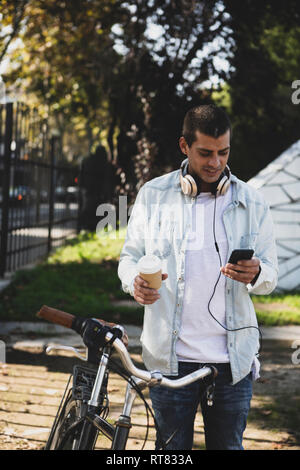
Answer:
[{"left": 45, "top": 344, "right": 88, "bottom": 361}]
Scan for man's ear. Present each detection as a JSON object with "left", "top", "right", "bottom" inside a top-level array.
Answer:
[{"left": 179, "top": 136, "right": 188, "bottom": 155}]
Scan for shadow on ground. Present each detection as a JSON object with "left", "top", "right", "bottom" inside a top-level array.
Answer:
[
  {"left": 6, "top": 346, "right": 145, "bottom": 375},
  {"left": 249, "top": 340, "right": 300, "bottom": 448}
]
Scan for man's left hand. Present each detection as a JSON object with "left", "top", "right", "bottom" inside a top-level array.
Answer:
[
  {"left": 220, "top": 257, "right": 261, "bottom": 285},
  {"left": 96, "top": 319, "right": 129, "bottom": 348}
]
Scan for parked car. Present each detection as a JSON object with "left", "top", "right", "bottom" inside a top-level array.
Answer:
[
  {"left": 66, "top": 186, "right": 79, "bottom": 203},
  {"left": 55, "top": 186, "right": 67, "bottom": 202},
  {"left": 39, "top": 189, "right": 49, "bottom": 203},
  {"left": 54, "top": 185, "right": 78, "bottom": 203},
  {"left": 9, "top": 186, "right": 36, "bottom": 205}
]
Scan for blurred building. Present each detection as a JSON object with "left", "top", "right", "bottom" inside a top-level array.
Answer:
[{"left": 248, "top": 140, "right": 300, "bottom": 291}]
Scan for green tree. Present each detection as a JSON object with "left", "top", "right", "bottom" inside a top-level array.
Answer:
[
  {"left": 3, "top": 0, "right": 299, "bottom": 194},
  {"left": 225, "top": 0, "right": 300, "bottom": 180},
  {"left": 1, "top": 0, "right": 232, "bottom": 195},
  {"left": 1, "top": 0, "right": 127, "bottom": 156},
  {"left": 0, "top": 0, "right": 28, "bottom": 63}
]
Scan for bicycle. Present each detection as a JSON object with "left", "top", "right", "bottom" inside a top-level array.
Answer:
[{"left": 37, "top": 305, "right": 218, "bottom": 450}]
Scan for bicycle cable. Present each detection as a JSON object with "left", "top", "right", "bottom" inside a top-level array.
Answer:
[
  {"left": 107, "top": 355, "right": 212, "bottom": 450},
  {"left": 108, "top": 356, "right": 153, "bottom": 450},
  {"left": 45, "top": 373, "right": 73, "bottom": 449},
  {"left": 108, "top": 355, "right": 171, "bottom": 450}
]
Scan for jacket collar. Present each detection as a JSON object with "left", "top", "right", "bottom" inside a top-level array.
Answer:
[{"left": 230, "top": 174, "right": 248, "bottom": 208}]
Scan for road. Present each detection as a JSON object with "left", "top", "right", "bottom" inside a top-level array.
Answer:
[
  {"left": 0, "top": 203, "right": 79, "bottom": 271},
  {"left": 0, "top": 203, "right": 78, "bottom": 228}
]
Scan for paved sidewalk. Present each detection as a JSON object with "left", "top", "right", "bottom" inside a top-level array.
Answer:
[{"left": 1, "top": 338, "right": 299, "bottom": 450}]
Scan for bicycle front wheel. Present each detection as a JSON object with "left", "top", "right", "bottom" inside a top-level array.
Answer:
[{"left": 46, "top": 393, "right": 97, "bottom": 450}]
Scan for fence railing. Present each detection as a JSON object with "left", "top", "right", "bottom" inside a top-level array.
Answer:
[{"left": 0, "top": 101, "right": 80, "bottom": 277}]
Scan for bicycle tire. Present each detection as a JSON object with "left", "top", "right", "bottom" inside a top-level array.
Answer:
[{"left": 46, "top": 393, "right": 95, "bottom": 450}]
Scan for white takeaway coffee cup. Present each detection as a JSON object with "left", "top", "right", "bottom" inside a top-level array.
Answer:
[{"left": 137, "top": 254, "right": 162, "bottom": 290}]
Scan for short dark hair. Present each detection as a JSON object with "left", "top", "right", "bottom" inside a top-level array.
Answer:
[{"left": 182, "top": 104, "right": 231, "bottom": 147}]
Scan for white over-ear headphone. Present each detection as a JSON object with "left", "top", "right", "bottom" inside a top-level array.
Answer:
[{"left": 179, "top": 158, "right": 231, "bottom": 197}]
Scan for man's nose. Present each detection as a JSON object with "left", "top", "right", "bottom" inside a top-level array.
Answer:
[{"left": 208, "top": 154, "right": 220, "bottom": 168}]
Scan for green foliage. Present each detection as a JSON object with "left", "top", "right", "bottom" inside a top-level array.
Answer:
[
  {"left": 225, "top": 0, "right": 300, "bottom": 180},
  {"left": 47, "top": 229, "right": 127, "bottom": 264},
  {"left": 0, "top": 229, "right": 144, "bottom": 324},
  {"left": 0, "top": 0, "right": 233, "bottom": 186},
  {"left": 252, "top": 292, "right": 300, "bottom": 325},
  {"left": 0, "top": 262, "right": 143, "bottom": 324},
  {"left": 1, "top": 0, "right": 300, "bottom": 189}
]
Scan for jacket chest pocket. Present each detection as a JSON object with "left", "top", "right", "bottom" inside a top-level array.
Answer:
[
  {"left": 240, "top": 233, "right": 258, "bottom": 250},
  {"left": 150, "top": 221, "right": 174, "bottom": 259}
]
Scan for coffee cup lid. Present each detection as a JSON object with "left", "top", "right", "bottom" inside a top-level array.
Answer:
[{"left": 137, "top": 254, "right": 162, "bottom": 274}]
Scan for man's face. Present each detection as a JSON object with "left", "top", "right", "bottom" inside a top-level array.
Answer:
[{"left": 179, "top": 130, "right": 230, "bottom": 190}]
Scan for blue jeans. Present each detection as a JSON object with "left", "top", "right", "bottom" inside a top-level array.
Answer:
[{"left": 149, "top": 362, "right": 252, "bottom": 450}]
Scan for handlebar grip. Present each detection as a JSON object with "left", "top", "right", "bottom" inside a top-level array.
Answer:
[{"left": 37, "top": 305, "right": 75, "bottom": 329}]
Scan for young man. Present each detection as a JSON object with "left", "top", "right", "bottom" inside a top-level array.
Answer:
[{"left": 118, "top": 105, "right": 278, "bottom": 450}]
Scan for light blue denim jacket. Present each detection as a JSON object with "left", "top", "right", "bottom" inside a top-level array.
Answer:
[{"left": 118, "top": 170, "right": 278, "bottom": 385}]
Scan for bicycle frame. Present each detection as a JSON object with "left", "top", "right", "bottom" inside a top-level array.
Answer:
[
  {"left": 48, "top": 343, "right": 146, "bottom": 450},
  {"left": 46, "top": 329, "right": 215, "bottom": 450},
  {"left": 79, "top": 345, "right": 148, "bottom": 450},
  {"left": 84, "top": 375, "right": 145, "bottom": 450}
]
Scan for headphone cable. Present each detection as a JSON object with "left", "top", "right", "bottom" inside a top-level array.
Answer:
[{"left": 207, "top": 194, "right": 263, "bottom": 355}]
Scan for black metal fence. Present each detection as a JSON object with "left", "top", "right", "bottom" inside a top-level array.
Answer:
[{"left": 0, "top": 101, "right": 80, "bottom": 277}]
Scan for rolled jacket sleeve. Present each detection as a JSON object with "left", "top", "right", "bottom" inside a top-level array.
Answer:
[
  {"left": 118, "top": 185, "right": 147, "bottom": 296},
  {"left": 247, "top": 204, "right": 278, "bottom": 295}
]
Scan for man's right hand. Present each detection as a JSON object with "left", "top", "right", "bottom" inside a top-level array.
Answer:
[{"left": 133, "top": 274, "right": 168, "bottom": 305}]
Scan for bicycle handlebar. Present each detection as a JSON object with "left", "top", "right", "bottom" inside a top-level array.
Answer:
[
  {"left": 37, "top": 306, "right": 217, "bottom": 388},
  {"left": 108, "top": 332, "right": 216, "bottom": 388},
  {"left": 37, "top": 305, "right": 75, "bottom": 329}
]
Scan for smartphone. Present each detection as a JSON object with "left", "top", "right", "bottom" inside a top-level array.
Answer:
[{"left": 228, "top": 249, "right": 254, "bottom": 265}]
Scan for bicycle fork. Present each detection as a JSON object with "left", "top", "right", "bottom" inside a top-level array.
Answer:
[
  {"left": 77, "top": 347, "right": 111, "bottom": 449},
  {"left": 77, "top": 345, "right": 144, "bottom": 450},
  {"left": 111, "top": 377, "right": 147, "bottom": 450}
]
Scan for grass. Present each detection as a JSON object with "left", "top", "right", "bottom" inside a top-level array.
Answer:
[
  {"left": 252, "top": 293, "right": 300, "bottom": 325},
  {"left": 0, "top": 262, "right": 143, "bottom": 325},
  {"left": 47, "top": 228, "right": 127, "bottom": 264},
  {"left": 0, "top": 229, "right": 143, "bottom": 325},
  {"left": 0, "top": 229, "right": 299, "bottom": 326}
]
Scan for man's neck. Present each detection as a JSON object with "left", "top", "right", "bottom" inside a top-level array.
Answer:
[
  {"left": 200, "top": 181, "right": 212, "bottom": 192},
  {"left": 189, "top": 168, "right": 212, "bottom": 193}
]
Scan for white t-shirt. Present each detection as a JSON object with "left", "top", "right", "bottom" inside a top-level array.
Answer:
[{"left": 176, "top": 185, "right": 232, "bottom": 363}]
